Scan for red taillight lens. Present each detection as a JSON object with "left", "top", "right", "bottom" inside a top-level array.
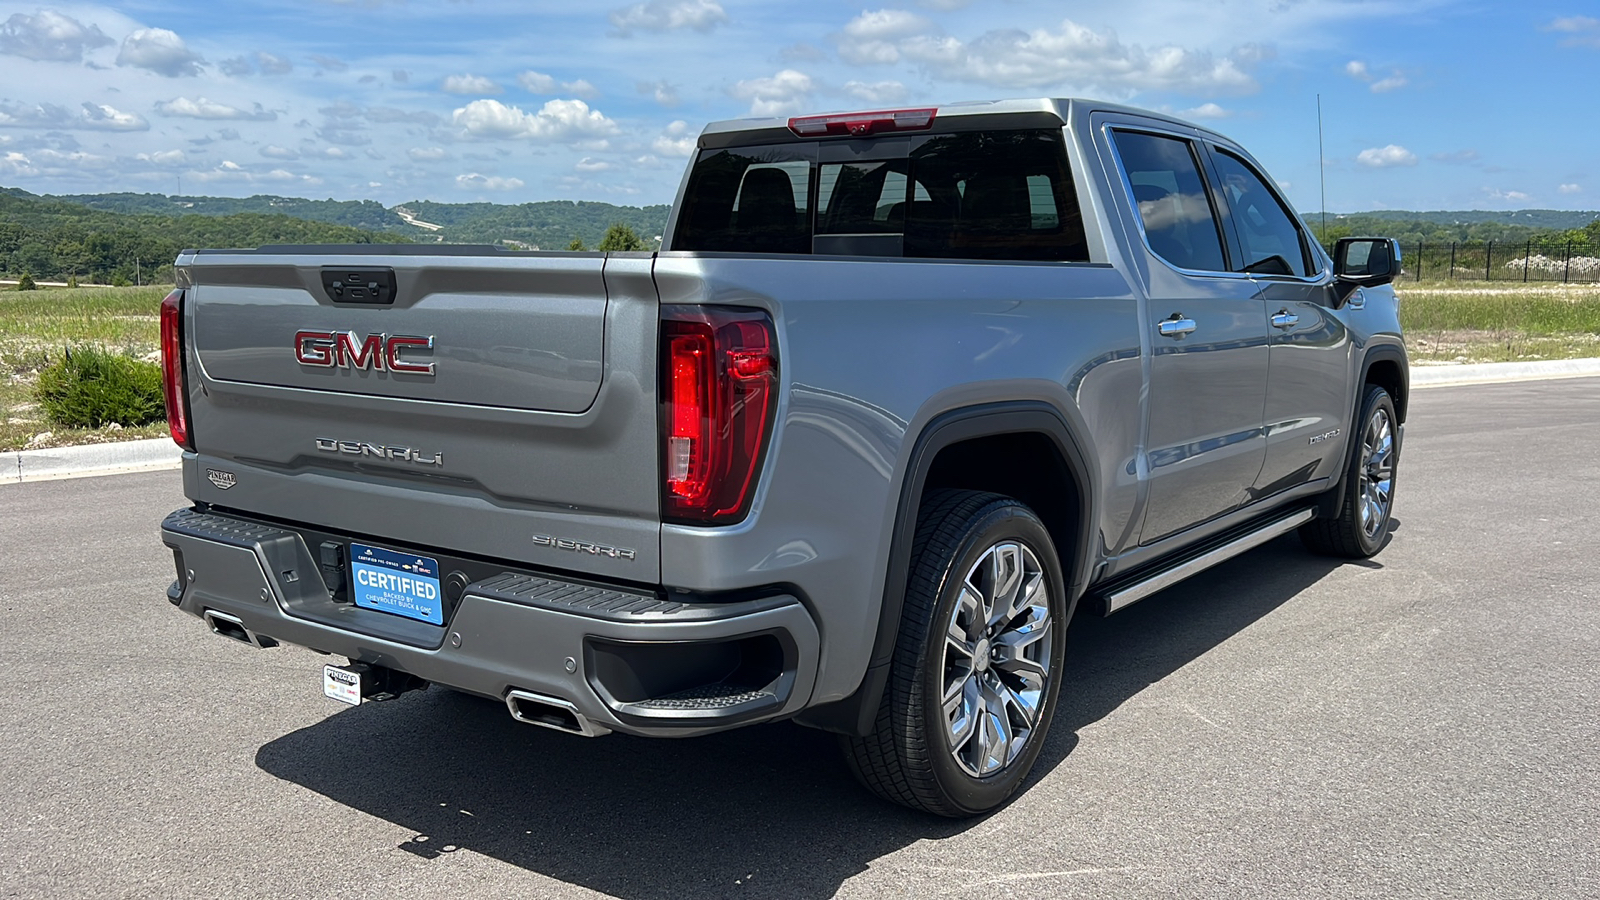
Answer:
[
  {"left": 787, "top": 107, "right": 936, "bottom": 137},
  {"left": 661, "top": 306, "right": 778, "bottom": 525},
  {"left": 160, "top": 289, "right": 193, "bottom": 451}
]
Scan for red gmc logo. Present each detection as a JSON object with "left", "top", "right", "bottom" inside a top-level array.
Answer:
[{"left": 294, "top": 331, "right": 436, "bottom": 375}]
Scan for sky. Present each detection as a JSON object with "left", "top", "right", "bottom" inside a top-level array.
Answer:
[{"left": 0, "top": 0, "right": 1595, "bottom": 213}]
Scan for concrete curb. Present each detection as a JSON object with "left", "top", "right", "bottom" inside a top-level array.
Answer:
[
  {"left": 1412, "top": 357, "right": 1600, "bottom": 389},
  {"left": 3, "top": 357, "right": 1596, "bottom": 484},
  {"left": 2, "top": 438, "right": 181, "bottom": 485}
]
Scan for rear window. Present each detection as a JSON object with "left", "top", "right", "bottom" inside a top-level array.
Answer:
[{"left": 673, "top": 129, "right": 1089, "bottom": 262}]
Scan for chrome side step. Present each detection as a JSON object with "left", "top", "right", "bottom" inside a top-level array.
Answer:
[{"left": 1103, "top": 508, "right": 1315, "bottom": 615}]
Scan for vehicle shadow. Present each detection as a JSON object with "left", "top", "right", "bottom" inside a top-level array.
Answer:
[{"left": 255, "top": 532, "right": 1383, "bottom": 899}]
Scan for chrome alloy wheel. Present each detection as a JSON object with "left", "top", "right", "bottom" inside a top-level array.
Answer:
[
  {"left": 1359, "top": 405, "right": 1396, "bottom": 540},
  {"left": 941, "top": 540, "right": 1054, "bottom": 778}
]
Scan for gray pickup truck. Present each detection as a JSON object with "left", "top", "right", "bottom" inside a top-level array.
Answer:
[{"left": 158, "top": 98, "right": 1406, "bottom": 816}]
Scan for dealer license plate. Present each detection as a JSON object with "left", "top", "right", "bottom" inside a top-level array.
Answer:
[{"left": 349, "top": 543, "right": 443, "bottom": 625}]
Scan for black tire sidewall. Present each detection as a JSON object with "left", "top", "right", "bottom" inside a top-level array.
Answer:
[{"left": 914, "top": 501, "right": 1068, "bottom": 815}]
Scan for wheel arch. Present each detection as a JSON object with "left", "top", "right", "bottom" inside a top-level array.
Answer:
[{"left": 795, "top": 400, "right": 1100, "bottom": 736}]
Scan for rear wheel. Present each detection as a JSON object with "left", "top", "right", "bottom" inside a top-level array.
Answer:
[
  {"left": 1300, "top": 384, "right": 1398, "bottom": 558},
  {"left": 842, "top": 490, "right": 1067, "bottom": 817}
]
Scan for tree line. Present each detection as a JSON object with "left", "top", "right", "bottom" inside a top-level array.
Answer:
[{"left": 0, "top": 190, "right": 407, "bottom": 285}]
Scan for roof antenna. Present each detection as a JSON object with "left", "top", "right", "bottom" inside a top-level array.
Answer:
[{"left": 1317, "top": 93, "right": 1328, "bottom": 242}]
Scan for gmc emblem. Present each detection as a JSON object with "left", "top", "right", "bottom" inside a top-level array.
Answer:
[{"left": 294, "top": 330, "right": 436, "bottom": 375}]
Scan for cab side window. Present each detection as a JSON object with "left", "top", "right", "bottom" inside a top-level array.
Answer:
[
  {"left": 1211, "top": 149, "right": 1314, "bottom": 277},
  {"left": 1111, "top": 130, "right": 1228, "bottom": 273}
]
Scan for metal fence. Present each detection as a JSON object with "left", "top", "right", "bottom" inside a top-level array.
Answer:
[{"left": 1397, "top": 238, "right": 1600, "bottom": 284}]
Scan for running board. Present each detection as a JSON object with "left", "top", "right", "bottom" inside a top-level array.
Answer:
[{"left": 1101, "top": 508, "right": 1315, "bottom": 615}]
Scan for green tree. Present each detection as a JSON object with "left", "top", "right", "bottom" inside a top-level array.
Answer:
[
  {"left": 17, "top": 273, "right": 36, "bottom": 291},
  {"left": 567, "top": 236, "right": 588, "bottom": 251},
  {"left": 598, "top": 223, "right": 647, "bottom": 251}
]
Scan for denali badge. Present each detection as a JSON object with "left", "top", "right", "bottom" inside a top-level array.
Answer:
[
  {"left": 315, "top": 438, "right": 443, "bottom": 467},
  {"left": 532, "top": 534, "right": 637, "bottom": 561},
  {"left": 295, "top": 330, "right": 436, "bottom": 375},
  {"left": 1309, "top": 429, "right": 1341, "bottom": 445},
  {"left": 206, "top": 468, "right": 237, "bottom": 490}
]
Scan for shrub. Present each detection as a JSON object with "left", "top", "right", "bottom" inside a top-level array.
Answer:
[
  {"left": 17, "top": 273, "right": 37, "bottom": 291},
  {"left": 598, "top": 223, "right": 647, "bottom": 251},
  {"left": 66, "top": 274, "right": 79, "bottom": 288},
  {"left": 567, "top": 236, "right": 588, "bottom": 251},
  {"left": 111, "top": 274, "right": 129, "bottom": 287},
  {"left": 35, "top": 346, "right": 165, "bottom": 429}
]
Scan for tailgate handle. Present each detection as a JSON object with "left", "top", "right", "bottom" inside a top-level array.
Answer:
[{"left": 321, "top": 267, "right": 396, "bottom": 305}]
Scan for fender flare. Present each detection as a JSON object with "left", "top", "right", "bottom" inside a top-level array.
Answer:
[
  {"left": 795, "top": 400, "right": 1100, "bottom": 736},
  {"left": 1317, "top": 341, "right": 1409, "bottom": 519}
]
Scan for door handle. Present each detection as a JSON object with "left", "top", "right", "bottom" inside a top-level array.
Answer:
[
  {"left": 1270, "top": 310, "right": 1300, "bottom": 329},
  {"left": 1158, "top": 315, "right": 1197, "bottom": 338}
]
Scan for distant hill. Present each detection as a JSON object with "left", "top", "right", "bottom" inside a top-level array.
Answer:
[
  {"left": 35, "top": 189, "right": 671, "bottom": 250},
  {"left": 0, "top": 189, "right": 407, "bottom": 284},
  {"left": 1310, "top": 209, "right": 1600, "bottom": 246},
  {"left": 1333, "top": 209, "right": 1600, "bottom": 231}
]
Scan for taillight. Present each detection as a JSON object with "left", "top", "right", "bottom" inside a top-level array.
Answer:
[
  {"left": 661, "top": 306, "right": 778, "bottom": 525},
  {"left": 160, "top": 289, "right": 193, "bottom": 451},
  {"left": 787, "top": 107, "right": 936, "bottom": 137}
]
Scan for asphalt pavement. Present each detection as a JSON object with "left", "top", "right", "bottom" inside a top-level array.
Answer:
[{"left": 1, "top": 379, "right": 1596, "bottom": 899}]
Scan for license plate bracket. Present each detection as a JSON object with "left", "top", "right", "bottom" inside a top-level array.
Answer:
[{"left": 349, "top": 543, "right": 444, "bottom": 625}]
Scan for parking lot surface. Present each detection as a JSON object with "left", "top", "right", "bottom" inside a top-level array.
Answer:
[{"left": 1, "top": 379, "right": 1596, "bottom": 899}]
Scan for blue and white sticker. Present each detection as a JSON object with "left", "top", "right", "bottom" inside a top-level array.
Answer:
[{"left": 350, "top": 543, "right": 443, "bottom": 625}]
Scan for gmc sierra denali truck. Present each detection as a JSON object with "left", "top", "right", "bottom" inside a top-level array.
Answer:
[{"left": 158, "top": 98, "right": 1407, "bottom": 816}]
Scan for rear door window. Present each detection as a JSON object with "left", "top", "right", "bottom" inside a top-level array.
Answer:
[
  {"left": 673, "top": 128, "right": 1089, "bottom": 262},
  {"left": 1110, "top": 130, "right": 1229, "bottom": 273},
  {"left": 674, "top": 146, "right": 814, "bottom": 254}
]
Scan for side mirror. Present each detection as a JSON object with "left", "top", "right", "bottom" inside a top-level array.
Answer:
[{"left": 1334, "top": 237, "right": 1402, "bottom": 288}]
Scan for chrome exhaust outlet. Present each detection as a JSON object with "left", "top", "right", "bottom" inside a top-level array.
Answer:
[
  {"left": 505, "top": 689, "right": 609, "bottom": 737},
  {"left": 203, "top": 609, "right": 278, "bottom": 649}
]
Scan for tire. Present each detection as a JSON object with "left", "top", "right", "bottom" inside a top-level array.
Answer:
[
  {"left": 1300, "top": 384, "right": 1399, "bottom": 558},
  {"left": 841, "top": 490, "right": 1068, "bottom": 817}
]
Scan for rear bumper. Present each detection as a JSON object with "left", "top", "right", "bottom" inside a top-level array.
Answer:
[{"left": 160, "top": 508, "right": 820, "bottom": 738}]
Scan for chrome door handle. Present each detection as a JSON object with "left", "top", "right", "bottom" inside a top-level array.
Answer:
[
  {"left": 1158, "top": 315, "right": 1197, "bottom": 338},
  {"left": 1270, "top": 310, "right": 1300, "bottom": 328}
]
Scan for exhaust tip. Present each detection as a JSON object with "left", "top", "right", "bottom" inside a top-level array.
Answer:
[
  {"left": 203, "top": 609, "right": 278, "bottom": 649},
  {"left": 505, "top": 689, "right": 608, "bottom": 737}
]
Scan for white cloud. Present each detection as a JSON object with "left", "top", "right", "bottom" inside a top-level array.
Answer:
[
  {"left": 1370, "top": 75, "right": 1407, "bottom": 93},
  {"left": 455, "top": 172, "right": 525, "bottom": 191},
  {"left": 1546, "top": 15, "right": 1600, "bottom": 48},
  {"left": 0, "top": 101, "right": 148, "bottom": 132},
  {"left": 836, "top": 9, "right": 935, "bottom": 64},
  {"left": 843, "top": 80, "right": 910, "bottom": 104},
  {"left": 156, "top": 97, "right": 277, "bottom": 121},
  {"left": 833, "top": 14, "right": 1259, "bottom": 96},
  {"left": 518, "top": 70, "right": 556, "bottom": 93},
  {"left": 0, "top": 150, "right": 38, "bottom": 177},
  {"left": 116, "top": 28, "right": 203, "bottom": 77},
  {"left": 452, "top": 98, "right": 620, "bottom": 142},
  {"left": 222, "top": 51, "right": 294, "bottom": 77},
  {"left": 1347, "top": 58, "right": 1406, "bottom": 92},
  {"left": 1487, "top": 188, "right": 1531, "bottom": 202},
  {"left": 575, "top": 157, "right": 612, "bottom": 172},
  {"left": 317, "top": 147, "right": 352, "bottom": 159},
  {"left": 137, "top": 149, "right": 187, "bottom": 167},
  {"left": 408, "top": 146, "right": 449, "bottom": 161},
  {"left": 1180, "top": 102, "right": 1231, "bottom": 119},
  {"left": 0, "top": 10, "right": 112, "bottom": 62},
  {"left": 260, "top": 145, "right": 299, "bottom": 160},
  {"left": 1345, "top": 59, "right": 1369, "bottom": 80},
  {"left": 639, "top": 79, "right": 680, "bottom": 107},
  {"left": 564, "top": 79, "right": 600, "bottom": 100},
  {"left": 193, "top": 162, "right": 321, "bottom": 185},
  {"left": 442, "top": 74, "right": 502, "bottom": 95},
  {"left": 1558, "top": 183, "right": 1583, "bottom": 195},
  {"left": 609, "top": 0, "right": 728, "bottom": 36},
  {"left": 651, "top": 119, "right": 696, "bottom": 156},
  {"left": 1430, "top": 149, "right": 1479, "bottom": 165},
  {"left": 729, "top": 69, "right": 814, "bottom": 117},
  {"left": 1355, "top": 145, "right": 1417, "bottom": 168}
]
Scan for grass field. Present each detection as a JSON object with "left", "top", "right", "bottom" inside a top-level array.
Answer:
[
  {"left": 1397, "top": 281, "right": 1600, "bottom": 364},
  {"left": 2, "top": 281, "right": 1598, "bottom": 451},
  {"left": 1, "top": 285, "right": 168, "bottom": 452}
]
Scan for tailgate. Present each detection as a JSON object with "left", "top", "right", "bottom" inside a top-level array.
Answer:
[{"left": 178, "top": 247, "right": 662, "bottom": 583}]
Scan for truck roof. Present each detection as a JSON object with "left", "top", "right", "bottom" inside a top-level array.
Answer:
[{"left": 699, "top": 98, "right": 1232, "bottom": 146}]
